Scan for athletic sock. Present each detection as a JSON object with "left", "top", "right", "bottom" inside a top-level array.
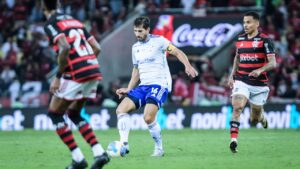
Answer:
[
  {"left": 230, "top": 121, "right": 240, "bottom": 141},
  {"left": 117, "top": 113, "right": 130, "bottom": 143},
  {"left": 148, "top": 120, "right": 163, "bottom": 149}
]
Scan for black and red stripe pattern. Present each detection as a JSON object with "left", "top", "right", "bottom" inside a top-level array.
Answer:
[
  {"left": 235, "top": 33, "right": 275, "bottom": 86},
  {"left": 230, "top": 121, "right": 240, "bottom": 139},
  {"left": 44, "top": 12, "right": 102, "bottom": 83},
  {"left": 79, "top": 123, "right": 98, "bottom": 147},
  {"left": 56, "top": 125, "right": 78, "bottom": 151}
]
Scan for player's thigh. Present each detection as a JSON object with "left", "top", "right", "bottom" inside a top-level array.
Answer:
[
  {"left": 116, "top": 97, "right": 136, "bottom": 114},
  {"left": 49, "top": 95, "right": 72, "bottom": 113},
  {"left": 68, "top": 99, "right": 86, "bottom": 110},
  {"left": 143, "top": 103, "right": 159, "bottom": 124},
  {"left": 231, "top": 81, "right": 249, "bottom": 110}
]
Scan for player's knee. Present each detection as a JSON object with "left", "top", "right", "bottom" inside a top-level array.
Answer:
[
  {"left": 250, "top": 107, "right": 262, "bottom": 125},
  {"left": 251, "top": 107, "right": 262, "bottom": 115},
  {"left": 231, "top": 105, "right": 243, "bottom": 120},
  {"left": 143, "top": 114, "right": 154, "bottom": 124},
  {"left": 250, "top": 116, "right": 260, "bottom": 124},
  {"left": 48, "top": 112, "right": 65, "bottom": 125},
  {"left": 233, "top": 105, "right": 244, "bottom": 114},
  {"left": 116, "top": 106, "right": 125, "bottom": 115}
]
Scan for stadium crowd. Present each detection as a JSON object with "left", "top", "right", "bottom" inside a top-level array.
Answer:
[{"left": 0, "top": 0, "right": 300, "bottom": 107}]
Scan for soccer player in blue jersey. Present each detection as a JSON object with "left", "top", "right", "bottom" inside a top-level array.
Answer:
[{"left": 115, "top": 16, "right": 198, "bottom": 157}]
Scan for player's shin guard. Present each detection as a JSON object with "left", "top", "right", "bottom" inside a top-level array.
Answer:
[
  {"left": 117, "top": 113, "right": 130, "bottom": 143},
  {"left": 67, "top": 109, "right": 105, "bottom": 157},
  {"left": 48, "top": 112, "right": 84, "bottom": 162},
  {"left": 148, "top": 120, "right": 163, "bottom": 150},
  {"left": 230, "top": 121, "right": 240, "bottom": 139}
]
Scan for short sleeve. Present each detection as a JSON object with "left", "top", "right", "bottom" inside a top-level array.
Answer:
[
  {"left": 159, "top": 36, "right": 171, "bottom": 51},
  {"left": 263, "top": 38, "right": 275, "bottom": 54},
  {"left": 44, "top": 22, "right": 64, "bottom": 44}
]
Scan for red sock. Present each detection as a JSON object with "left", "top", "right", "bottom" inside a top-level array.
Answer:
[
  {"left": 67, "top": 109, "right": 99, "bottom": 147},
  {"left": 79, "top": 123, "right": 98, "bottom": 147},
  {"left": 230, "top": 121, "right": 240, "bottom": 139},
  {"left": 56, "top": 125, "right": 78, "bottom": 151}
]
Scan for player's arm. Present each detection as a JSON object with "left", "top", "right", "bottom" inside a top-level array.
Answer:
[
  {"left": 127, "top": 66, "right": 140, "bottom": 90},
  {"left": 166, "top": 44, "right": 198, "bottom": 78},
  {"left": 49, "top": 35, "right": 70, "bottom": 94},
  {"left": 230, "top": 52, "right": 240, "bottom": 77},
  {"left": 258, "top": 54, "right": 276, "bottom": 72},
  {"left": 56, "top": 35, "right": 70, "bottom": 77},
  {"left": 228, "top": 52, "right": 239, "bottom": 88},
  {"left": 88, "top": 37, "right": 101, "bottom": 56},
  {"left": 116, "top": 66, "right": 139, "bottom": 99}
]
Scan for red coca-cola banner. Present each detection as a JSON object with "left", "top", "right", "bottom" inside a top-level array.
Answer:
[{"left": 151, "top": 14, "right": 243, "bottom": 55}]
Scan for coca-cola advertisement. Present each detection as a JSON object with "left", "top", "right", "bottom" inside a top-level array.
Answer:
[{"left": 151, "top": 15, "right": 243, "bottom": 54}]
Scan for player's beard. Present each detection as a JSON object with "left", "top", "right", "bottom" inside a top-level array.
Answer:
[{"left": 137, "top": 34, "right": 147, "bottom": 42}]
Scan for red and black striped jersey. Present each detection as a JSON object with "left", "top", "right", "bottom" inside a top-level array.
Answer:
[
  {"left": 44, "top": 12, "right": 102, "bottom": 83},
  {"left": 235, "top": 32, "right": 275, "bottom": 86}
]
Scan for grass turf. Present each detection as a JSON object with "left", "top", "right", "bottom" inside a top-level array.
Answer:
[{"left": 0, "top": 129, "right": 299, "bottom": 169}]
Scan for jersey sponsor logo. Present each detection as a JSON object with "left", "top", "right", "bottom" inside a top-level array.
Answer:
[
  {"left": 252, "top": 41, "right": 259, "bottom": 48},
  {"left": 138, "top": 58, "right": 155, "bottom": 64},
  {"left": 240, "top": 54, "right": 258, "bottom": 62},
  {"left": 47, "top": 25, "right": 58, "bottom": 36}
]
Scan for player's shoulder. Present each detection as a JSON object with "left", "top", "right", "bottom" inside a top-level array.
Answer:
[
  {"left": 258, "top": 33, "right": 272, "bottom": 42},
  {"left": 132, "top": 41, "right": 140, "bottom": 48},
  {"left": 149, "top": 34, "right": 161, "bottom": 38},
  {"left": 259, "top": 33, "right": 269, "bottom": 38}
]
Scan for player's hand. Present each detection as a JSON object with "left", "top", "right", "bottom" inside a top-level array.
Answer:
[
  {"left": 49, "top": 78, "right": 60, "bottom": 94},
  {"left": 185, "top": 66, "right": 198, "bottom": 78},
  {"left": 116, "top": 88, "right": 130, "bottom": 99},
  {"left": 249, "top": 69, "right": 263, "bottom": 77},
  {"left": 227, "top": 75, "right": 234, "bottom": 89}
]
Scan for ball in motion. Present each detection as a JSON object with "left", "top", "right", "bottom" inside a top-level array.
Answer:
[{"left": 106, "top": 141, "right": 126, "bottom": 157}]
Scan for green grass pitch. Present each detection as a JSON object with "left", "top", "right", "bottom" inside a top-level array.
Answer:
[{"left": 0, "top": 129, "right": 299, "bottom": 169}]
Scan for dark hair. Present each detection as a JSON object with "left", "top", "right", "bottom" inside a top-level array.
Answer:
[
  {"left": 134, "top": 16, "right": 150, "bottom": 29},
  {"left": 244, "top": 11, "right": 260, "bottom": 21},
  {"left": 42, "top": 0, "right": 57, "bottom": 11}
]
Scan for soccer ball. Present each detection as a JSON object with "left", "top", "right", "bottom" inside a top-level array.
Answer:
[{"left": 106, "top": 141, "right": 126, "bottom": 157}]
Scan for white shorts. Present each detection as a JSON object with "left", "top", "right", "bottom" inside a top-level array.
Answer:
[
  {"left": 232, "top": 80, "right": 269, "bottom": 105},
  {"left": 54, "top": 78, "right": 99, "bottom": 101}
]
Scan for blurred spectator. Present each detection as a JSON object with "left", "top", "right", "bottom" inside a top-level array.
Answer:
[
  {"left": 181, "top": 0, "right": 195, "bottom": 15},
  {"left": 171, "top": 72, "right": 190, "bottom": 106}
]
